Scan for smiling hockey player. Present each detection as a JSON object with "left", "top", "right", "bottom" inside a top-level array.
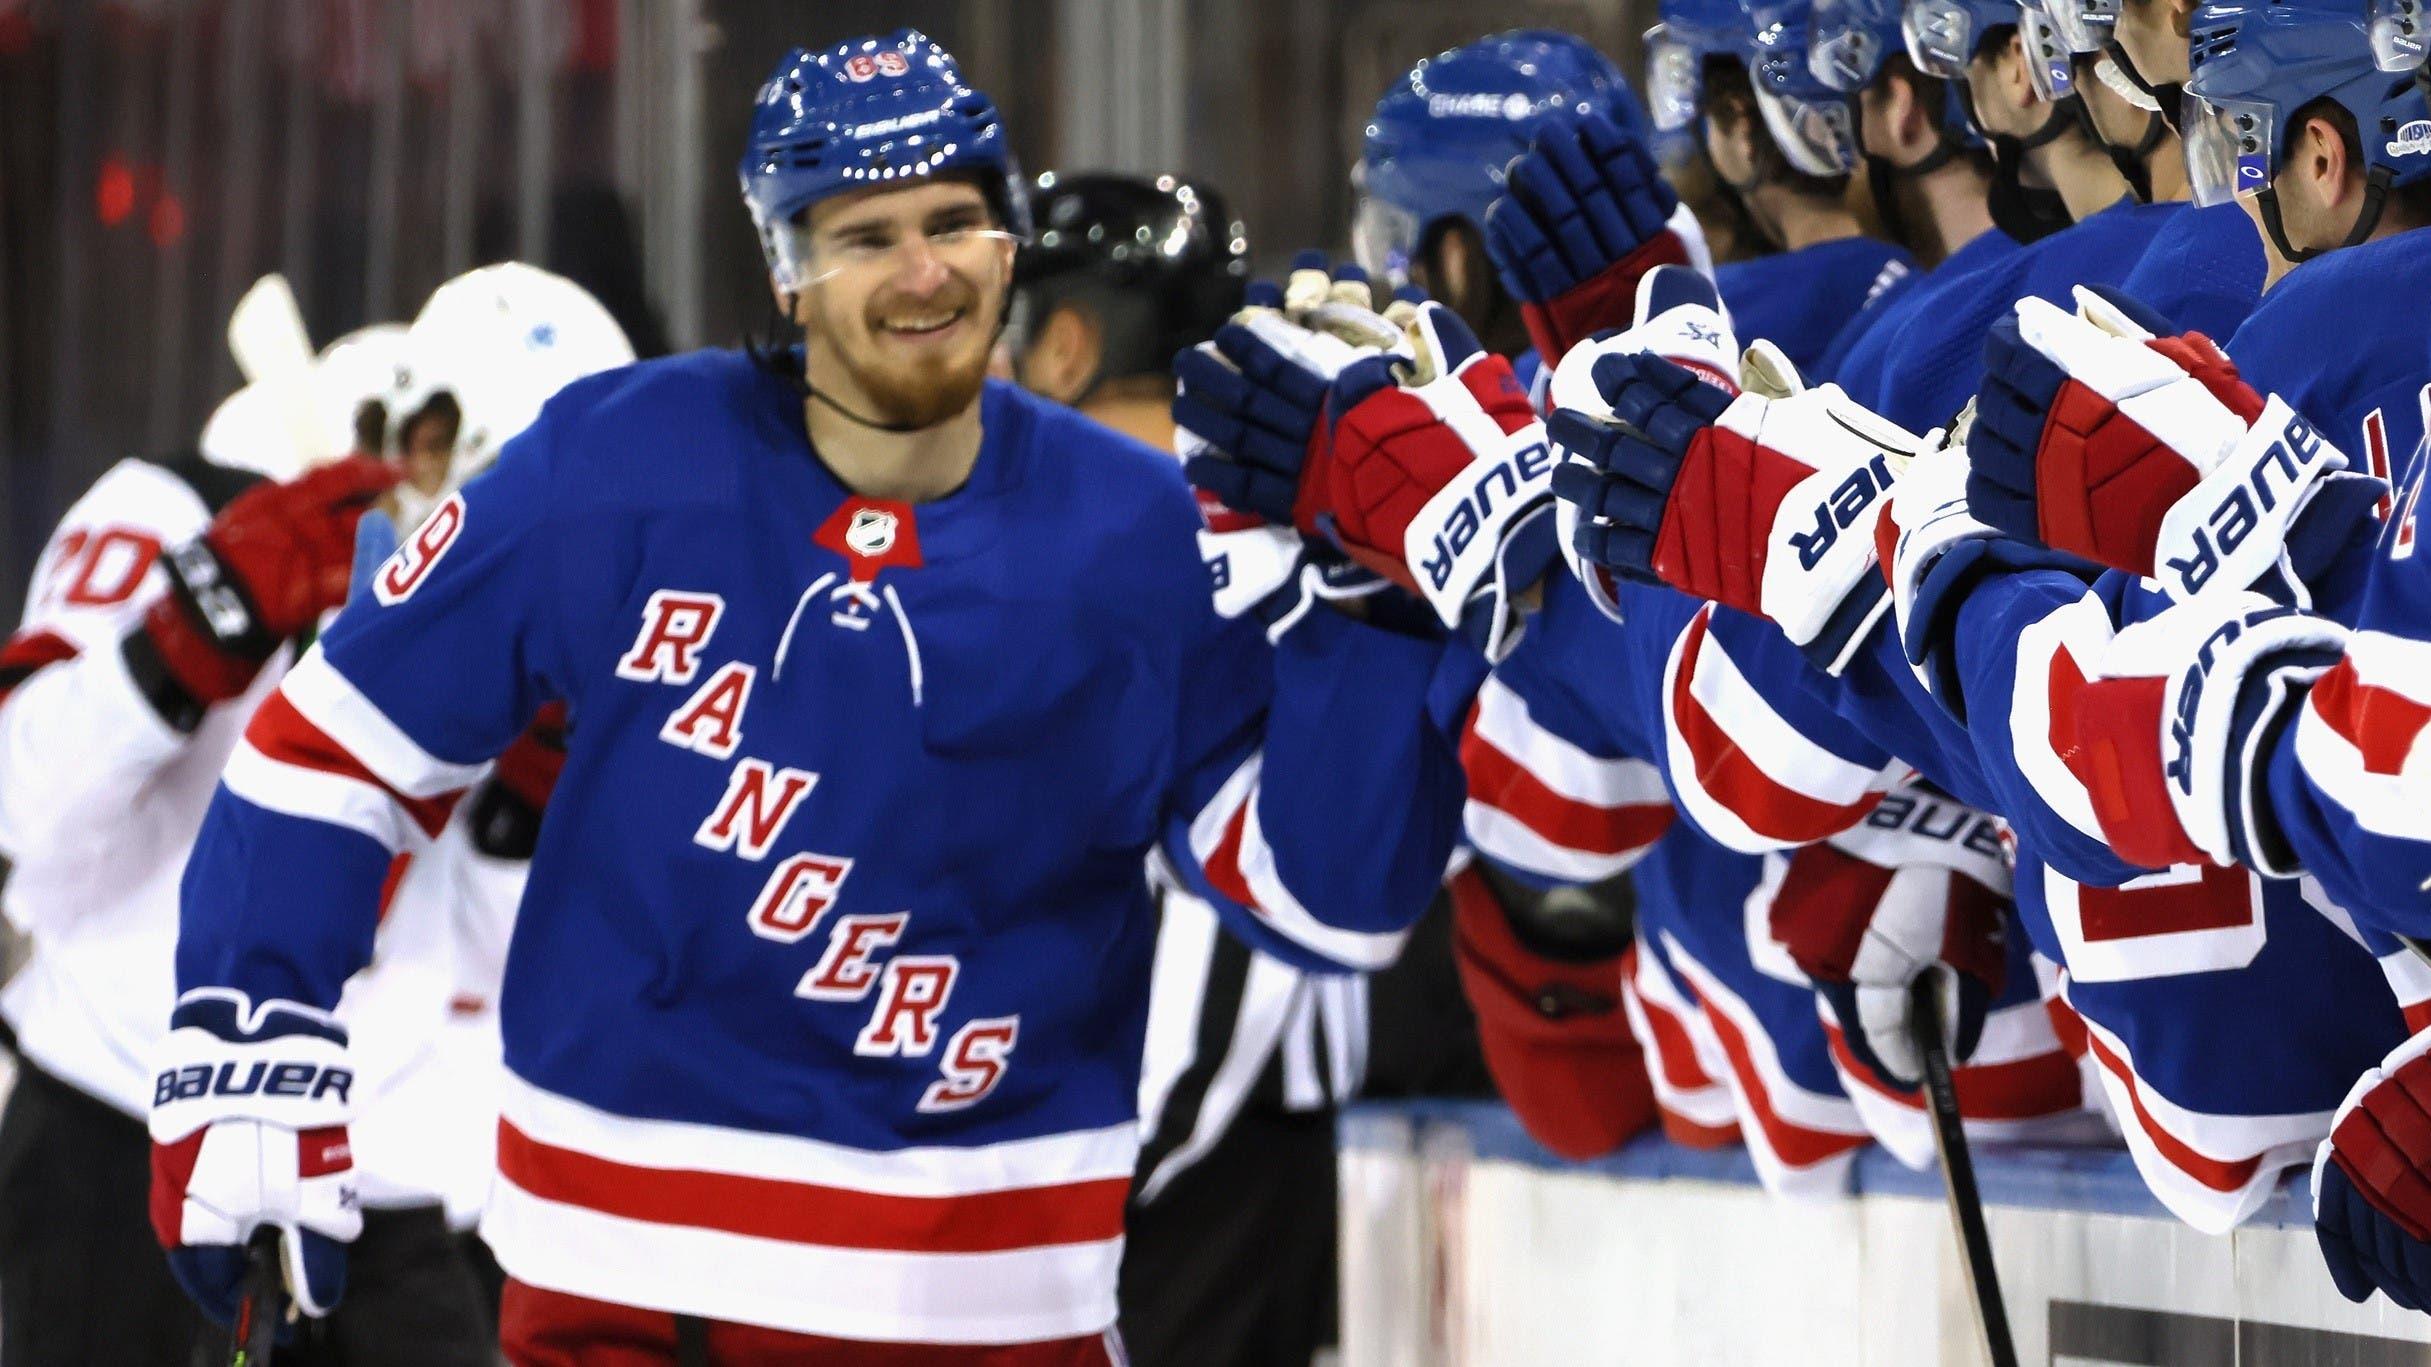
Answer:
[{"left": 147, "top": 31, "right": 1462, "bottom": 1365}]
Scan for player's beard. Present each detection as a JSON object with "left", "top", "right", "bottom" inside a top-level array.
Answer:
[{"left": 813, "top": 278, "right": 1002, "bottom": 430}]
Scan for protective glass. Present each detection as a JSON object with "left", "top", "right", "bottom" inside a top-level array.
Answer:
[
  {"left": 790, "top": 225, "right": 1021, "bottom": 291},
  {"left": 2370, "top": 0, "right": 2427, "bottom": 71},
  {"left": 2020, "top": 8, "right": 2076, "bottom": 102},
  {"left": 1903, "top": 0, "right": 1981, "bottom": 80},
  {"left": 1754, "top": 86, "right": 1861, "bottom": 174},
  {"left": 1646, "top": 26, "right": 1706, "bottom": 133},
  {"left": 2040, "top": 0, "right": 2117, "bottom": 56},
  {"left": 2179, "top": 88, "right": 2275, "bottom": 206},
  {"left": 1807, "top": 0, "right": 1890, "bottom": 92},
  {"left": 1350, "top": 181, "right": 1422, "bottom": 287}
]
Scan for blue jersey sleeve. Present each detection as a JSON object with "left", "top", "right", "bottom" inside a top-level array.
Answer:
[
  {"left": 1459, "top": 573, "right": 1678, "bottom": 888},
  {"left": 2265, "top": 478, "right": 2431, "bottom": 938},
  {"left": 1159, "top": 591, "right": 1466, "bottom": 976},
  {"left": 179, "top": 407, "right": 588, "bottom": 1010}
]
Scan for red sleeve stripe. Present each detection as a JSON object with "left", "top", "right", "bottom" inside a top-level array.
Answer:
[
  {"left": 0, "top": 628, "right": 79, "bottom": 706},
  {"left": 2310, "top": 656, "right": 2431, "bottom": 778},
  {"left": 1664, "top": 611, "right": 1886, "bottom": 849},
  {"left": 1185, "top": 755, "right": 1408, "bottom": 971},
  {"left": 1460, "top": 715, "right": 1672, "bottom": 861},
  {"left": 233, "top": 689, "right": 464, "bottom": 843},
  {"left": 496, "top": 1120, "right": 1128, "bottom": 1254}
]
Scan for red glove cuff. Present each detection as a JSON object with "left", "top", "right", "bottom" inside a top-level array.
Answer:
[{"left": 1519, "top": 232, "right": 1693, "bottom": 369}]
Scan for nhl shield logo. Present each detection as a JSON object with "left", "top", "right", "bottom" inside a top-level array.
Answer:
[{"left": 846, "top": 507, "right": 898, "bottom": 558}]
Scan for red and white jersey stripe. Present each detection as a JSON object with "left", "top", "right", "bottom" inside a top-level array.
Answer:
[
  {"left": 486, "top": 1073, "right": 1135, "bottom": 1344},
  {"left": 1459, "top": 675, "right": 1673, "bottom": 885},
  {"left": 1661, "top": 608, "right": 1900, "bottom": 853},
  {"left": 222, "top": 647, "right": 488, "bottom": 851},
  {"left": 1186, "top": 754, "right": 1410, "bottom": 972},
  {"left": 2058, "top": 972, "right": 2332, "bottom": 1234}
]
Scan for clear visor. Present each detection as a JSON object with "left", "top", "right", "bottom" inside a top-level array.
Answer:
[
  {"left": 1646, "top": 27, "right": 1706, "bottom": 134},
  {"left": 2180, "top": 89, "right": 2275, "bottom": 207},
  {"left": 1903, "top": 0, "right": 1980, "bottom": 80},
  {"left": 1754, "top": 87, "right": 1861, "bottom": 175},
  {"left": 1350, "top": 192, "right": 1423, "bottom": 288},
  {"left": 1807, "top": 0, "right": 1890, "bottom": 92},
  {"left": 2020, "top": 9, "right": 2076, "bottom": 102},
  {"left": 2370, "top": 0, "right": 2427, "bottom": 71},
  {"left": 2041, "top": 0, "right": 2115, "bottom": 56}
]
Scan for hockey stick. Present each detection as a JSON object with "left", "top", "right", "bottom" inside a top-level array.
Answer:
[
  {"left": 227, "top": 1228, "right": 285, "bottom": 1367},
  {"left": 1910, "top": 974, "right": 2019, "bottom": 1367}
]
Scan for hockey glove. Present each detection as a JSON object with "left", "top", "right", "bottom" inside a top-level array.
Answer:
[
  {"left": 1319, "top": 301, "right": 1559, "bottom": 659},
  {"left": 1973, "top": 286, "right": 2384, "bottom": 600},
  {"left": 1450, "top": 866, "right": 1655, "bottom": 1162},
  {"left": 2315, "top": 1030, "right": 2431, "bottom": 1312},
  {"left": 1767, "top": 777, "right": 2011, "bottom": 1092},
  {"left": 1874, "top": 412, "right": 2095, "bottom": 716},
  {"left": 1484, "top": 110, "right": 1695, "bottom": 368},
  {"left": 2063, "top": 590, "right": 2348, "bottom": 873},
  {"left": 151, "top": 989, "right": 361, "bottom": 1329},
  {"left": 133, "top": 454, "right": 401, "bottom": 716},
  {"left": 1550, "top": 334, "right": 1925, "bottom": 674},
  {"left": 1545, "top": 266, "right": 1741, "bottom": 622},
  {"left": 1177, "top": 278, "right": 1400, "bottom": 639}
]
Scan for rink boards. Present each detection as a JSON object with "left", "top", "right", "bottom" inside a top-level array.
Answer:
[{"left": 1338, "top": 1100, "right": 2431, "bottom": 1365}]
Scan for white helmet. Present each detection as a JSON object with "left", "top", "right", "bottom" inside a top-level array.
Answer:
[
  {"left": 315, "top": 324, "right": 411, "bottom": 455},
  {"left": 200, "top": 276, "right": 410, "bottom": 482},
  {"left": 387, "top": 263, "right": 635, "bottom": 495}
]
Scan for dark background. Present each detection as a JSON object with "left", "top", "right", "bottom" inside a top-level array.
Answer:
[{"left": 0, "top": 0, "right": 1655, "bottom": 622}]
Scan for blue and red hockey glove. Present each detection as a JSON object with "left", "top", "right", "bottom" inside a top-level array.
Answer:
[
  {"left": 1178, "top": 283, "right": 1558, "bottom": 660},
  {"left": 1766, "top": 777, "right": 2011, "bottom": 1092},
  {"left": 1483, "top": 110, "right": 1696, "bottom": 368},
  {"left": 2315, "top": 1030, "right": 2431, "bottom": 1312},
  {"left": 1549, "top": 295, "right": 1927, "bottom": 675},
  {"left": 150, "top": 989, "right": 361, "bottom": 1330},
  {"left": 1972, "top": 285, "right": 2385, "bottom": 602},
  {"left": 2063, "top": 590, "right": 2348, "bottom": 873}
]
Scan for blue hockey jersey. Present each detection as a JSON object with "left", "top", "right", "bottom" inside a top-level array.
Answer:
[
  {"left": 2115, "top": 200, "right": 2263, "bottom": 343},
  {"left": 1716, "top": 236, "right": 1917, "bottom": 379},
  {"left": 173, "top": 355, "right": 1463, "bottom": 1342},
  {"left": 1463, "top": 574, "right": 2083, "bottom": 1191},
  {"left": 1837, "top": 198, "right": 2190, "bottom": 434},
  {"left": 2269, "top": 441, "right": 2431, "bottom": 940}
]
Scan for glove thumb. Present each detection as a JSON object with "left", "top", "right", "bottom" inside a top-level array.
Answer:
[
  {"left": 2073, "top": 283, "right": 2173, "bottom": 342},
  {"left": 1400, "top": 300, "right": 1484, "bottom": 386},
  {"left": 1738, "top": 337, "right": 1805, "bottom": 400}
]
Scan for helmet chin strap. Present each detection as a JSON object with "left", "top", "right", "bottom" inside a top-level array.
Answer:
[
  {"left": 2256, "top": 166, "right": 2392, "bottom": 266},
  {"left": 2102, "top": 42, "right": 2183, "bottom": 131}
]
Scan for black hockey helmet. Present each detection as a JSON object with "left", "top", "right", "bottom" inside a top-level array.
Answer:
[{"left": 1012, "top": 171, "right": 1250, "bottom": 382}]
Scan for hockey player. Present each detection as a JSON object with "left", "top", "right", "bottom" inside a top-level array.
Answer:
[
  {"left": 1636, "top": 0, "right": 1920, "bottom": 375},
  {"left": 1354, "top": 27, "right": 1712, "bottom": 392},
  {"left": 1793, "top": 0, "right": 2012, "bottom": 384},
  {"left": 0, "top": 301, "right": 525, "bottom": 1363},
  {"left": 153, "top": 32, "right": 1465, "bottom": 1363},
  {"left": 1908, "top": 0, "right": 2133, "bottom": 230}
]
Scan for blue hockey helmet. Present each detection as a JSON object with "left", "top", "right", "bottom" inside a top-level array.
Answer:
[
  {"left": 1900, "top": 0, "right": 2028, "bottom": 84},
  {"left": 1353, "top": 30, "right": 1654, "bottom": 283},
  {"left": 2182, "top": 0, "right": 2431, "bottom": 244},
  {"left": 737, "top": 31, "right": 1025, "bottom": 291},
  {"left": 1646, "top": 0, "right": 1760, "bottom": 136},
  {"left": 1748, "top": 0, "right": 1866, "bottom": 172}
]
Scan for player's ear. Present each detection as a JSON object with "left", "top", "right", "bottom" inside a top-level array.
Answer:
[
  {"left": 1020, "top": 302, "right": 1101, "bottom": 404},
  {"left": 2291, "top": 113, "right": 2353, "bottom": 216}
]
